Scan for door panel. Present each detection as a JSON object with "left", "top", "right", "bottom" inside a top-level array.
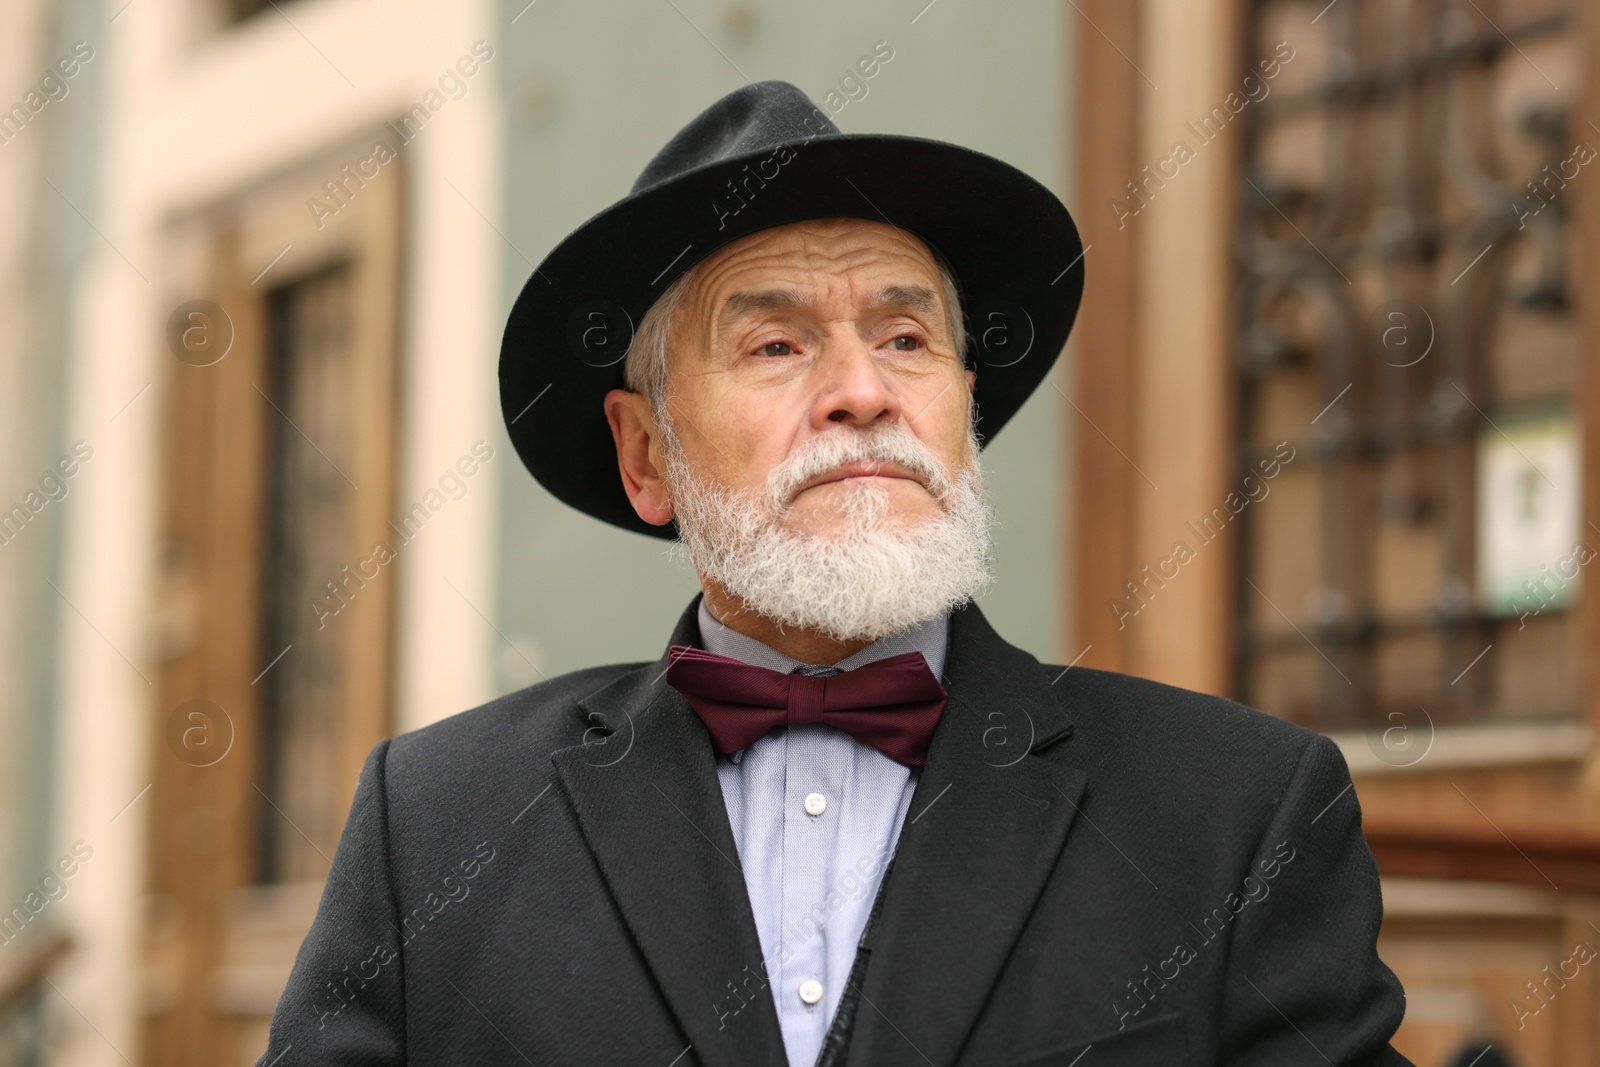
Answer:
[{"left": 145, "top": 137, "right": 403, "bottom": 1067}]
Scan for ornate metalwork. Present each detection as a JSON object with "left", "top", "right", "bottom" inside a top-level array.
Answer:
[{"left": 1235, "top": 0, "right": 1581, "bottom": 732}]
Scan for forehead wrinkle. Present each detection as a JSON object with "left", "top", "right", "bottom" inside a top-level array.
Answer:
[
  {"left": 680, "top": 221, "right": 946, "bottom": 364},
  {"left": 699, "top": 223, "right": 935, "bottom": 302}
]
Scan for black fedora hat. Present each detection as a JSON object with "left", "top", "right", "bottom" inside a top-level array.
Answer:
[{"left": 499, "top": 80, "right": 1085, "bottom": 540}]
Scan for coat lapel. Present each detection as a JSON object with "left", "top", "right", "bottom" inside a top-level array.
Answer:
[
  {"left": 844, "top": 600, "right": 1087, "bottom": 1067},
  {"left": 549, "top": 597, "right": 789, "bottom": 1067}
]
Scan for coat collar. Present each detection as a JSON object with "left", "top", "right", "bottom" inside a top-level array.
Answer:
[{"left": 549, "top": 595, "right": 1085, "bottom": 1067}]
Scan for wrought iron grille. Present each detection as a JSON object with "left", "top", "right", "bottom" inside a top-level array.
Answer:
[{"left": 1234, "top": 0, "right": 1583, "bottom": 733}]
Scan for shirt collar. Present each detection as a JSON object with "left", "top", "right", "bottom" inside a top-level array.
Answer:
[{"left": 695, "top": 597, "right": 950, "bottom": 680}]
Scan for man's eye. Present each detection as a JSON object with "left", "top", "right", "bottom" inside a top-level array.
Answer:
[
  {"left": 888, "top": 335, "right": 922, "bottom": 351},
  {"left": 760, "top": 341, "right": 794, "bottom": 357}
]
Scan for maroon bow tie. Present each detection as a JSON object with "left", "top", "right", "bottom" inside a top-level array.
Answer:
[{"left": 663, "top": 645, "right": 949, "bottom": 768}]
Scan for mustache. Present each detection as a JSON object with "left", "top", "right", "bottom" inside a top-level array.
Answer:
[{"left": 763, "top": 425, "right": 953, "bottom": 510}]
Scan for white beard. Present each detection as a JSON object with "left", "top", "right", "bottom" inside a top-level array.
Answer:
[{"left": 661, "top": 415, "right": 994, "bottom": 643}]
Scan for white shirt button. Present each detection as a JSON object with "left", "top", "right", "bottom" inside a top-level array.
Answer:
[
  {"left": 798, "top": 979, "right": 824, "bottom": 1005},
  {"left": 803, "top": 791, "right": 828, "bottom": 816}
]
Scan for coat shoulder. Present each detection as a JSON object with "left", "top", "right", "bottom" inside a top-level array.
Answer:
[
  {"left": 1049, "top": 662, "right": 1319, "bottom": 748},
  {"left": 1036, "top": 660, "right": 1336, "bottom": 806},
  {"left": 381, "top": 660, "right": 652, "bottom": 790}
]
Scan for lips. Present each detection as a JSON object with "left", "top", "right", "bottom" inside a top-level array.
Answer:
[{"left": 795, "top": 460, "right": 924, "bottom": 496}]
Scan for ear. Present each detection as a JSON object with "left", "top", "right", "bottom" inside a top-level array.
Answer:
[
  {"left": 604, "top": 389, "right": 675, "bottom": 526},
  {"left": 964, "top": 367, "right": 976, "bottom": 393}
]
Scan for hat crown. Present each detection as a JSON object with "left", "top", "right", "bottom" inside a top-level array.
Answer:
[{"left": 631, "top": 80, "right": 840, "bottom": 195}]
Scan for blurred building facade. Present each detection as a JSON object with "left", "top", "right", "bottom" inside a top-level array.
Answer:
[
  {"left": 1074, "top": 0, "right": 1600, "bottom": 1061},
  {"left": 0, "top": 0, "right": 1595, "bottom": 1065}
]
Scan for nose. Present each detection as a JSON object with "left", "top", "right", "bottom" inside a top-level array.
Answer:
[{"left": 810, "top": 334, "right": 901, "bottom": 430}]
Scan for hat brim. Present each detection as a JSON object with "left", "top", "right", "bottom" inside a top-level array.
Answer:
[{"left": 499, "top": 132, "right": 1085, "bottom": 540}]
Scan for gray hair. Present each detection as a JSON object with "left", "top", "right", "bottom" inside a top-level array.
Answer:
[{"left": 623, "top": 244, "right": 969, "bottom": 418}]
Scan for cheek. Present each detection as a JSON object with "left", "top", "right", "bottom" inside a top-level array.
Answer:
[
  {"left": 678, "top": 383, "right": 795, "bottom": 484},
  {"left": 912, "top": 376, "right": 973, "bottom": 454}
]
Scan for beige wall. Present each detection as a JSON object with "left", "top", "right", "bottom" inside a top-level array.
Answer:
[{"left": 42, "top": 0, "right": 501, "bottom": 1062}]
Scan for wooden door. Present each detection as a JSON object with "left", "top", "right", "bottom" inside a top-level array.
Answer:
[{"left": 144, "top": 137, "right": 403, "bottom": 1067}]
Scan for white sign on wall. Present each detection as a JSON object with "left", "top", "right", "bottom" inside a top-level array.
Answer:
[{"left": 1476, "top": 410, "right": 1582, "bottom": 618}]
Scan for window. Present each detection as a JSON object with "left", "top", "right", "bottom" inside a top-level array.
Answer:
[
  {"left": 257, "top": 265, "right": 359, "bottom": 884},
  {"left": 1234, "top": 0, "right": 1584, "bottom": 733}
]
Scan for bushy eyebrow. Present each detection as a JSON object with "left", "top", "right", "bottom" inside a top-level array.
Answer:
[
  {"left": 720, "top": 288, "right": 813, "bottom": 321},
  {"left": 873, "top": 284, "right": 939, "bottom": 316},
  {"left": 717, "top": 284, "right": 940, "bottom": 326}
]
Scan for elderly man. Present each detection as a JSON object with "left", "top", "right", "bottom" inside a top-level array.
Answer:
[{"left": 259, "top": 82, "right": 1411, "bottom": 1066}]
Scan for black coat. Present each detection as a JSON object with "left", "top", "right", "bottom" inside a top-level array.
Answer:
[{"left": 257, "top": 596, "right": 1412, "bottom": 1066}]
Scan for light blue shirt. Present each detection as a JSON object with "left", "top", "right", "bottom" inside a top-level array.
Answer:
[{"left": 697, "top": 600, "right": 949, "bottom": 1067}]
